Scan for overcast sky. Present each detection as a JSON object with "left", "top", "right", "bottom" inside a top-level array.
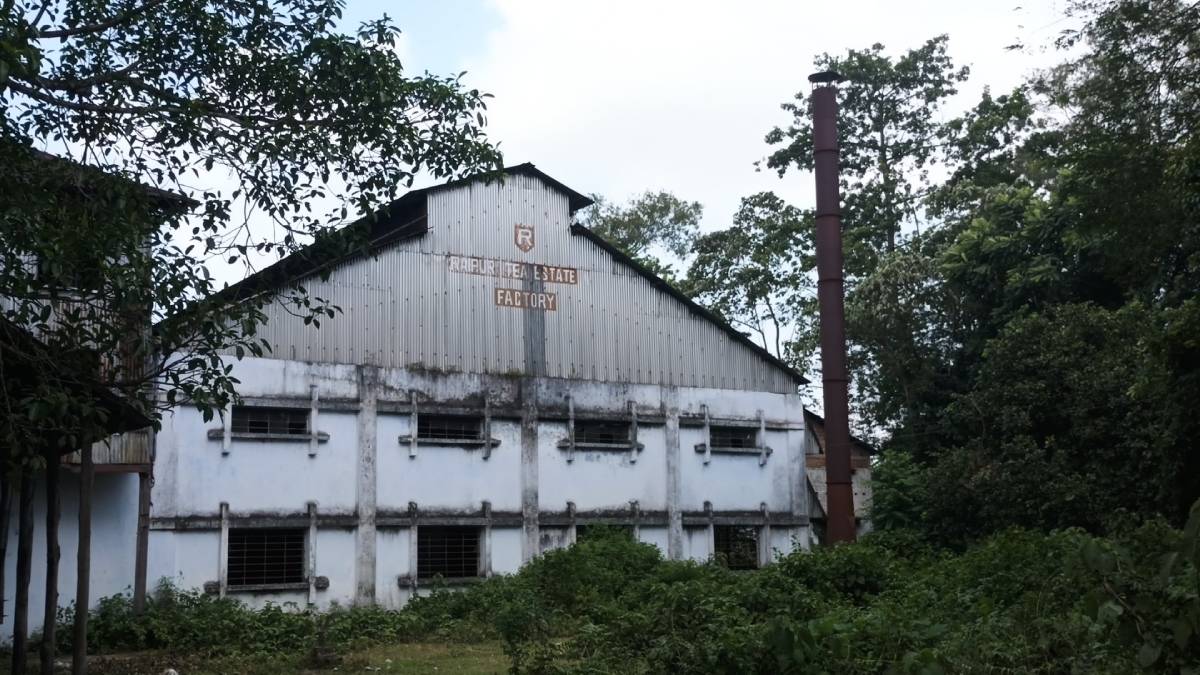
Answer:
[
  {"left": 337, "top": 0, "right": 1072, "bottom": 234},
  {"left": 201, "top": 0, "right": 1076, "bottom": 289}
]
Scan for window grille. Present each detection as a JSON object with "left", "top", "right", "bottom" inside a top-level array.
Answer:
[
  {"left": 574, "top": 420, "right": 631, "bottom": 444},
  {"left": 418, "top": 526, "right": 481, "bottom": 579},
  {"left": 418, "top": 414, "right": 483, "bottom": 441},
  {"left": 228, "top": 528, "right": 306, "bottom": 587},
  {"left": 231, "top": 406, "right": 309, "bottom": 435},
  {"left": 714, "top": 525, "right": 759, "bottom": 570},
  {"left": 710, "top": 426, "right": 757, "bottom": 449}
]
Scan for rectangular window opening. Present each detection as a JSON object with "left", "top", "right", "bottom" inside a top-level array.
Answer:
[
  {"left": 710, "top": 426, "right": 758, "bottom": 449},
  {"left": 231, "top": 406, "right": 309, "bottom": 436},
  {"left": 228, "top": 528, "right": 306, "bottom": 587},
  {"left": 714, "top": 525, "right": 759, "bottom": 570},
  {"left": 574, "top": 419, "right": 631, "bottom": 445},
  {"left": 418, "top": 526, "right": 481, "bottom": 579},
  {"left": 418, "top": 414, "right": 484, "bottom": 441}
]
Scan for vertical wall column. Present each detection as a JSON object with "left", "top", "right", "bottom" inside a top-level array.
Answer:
[
  {"left": 407, "top": 502, "right": 419, "bottom": 590},
  {"left": 481, "top": 501, "right": 493, "bottom": 577},
  {"left": 519, "top": 379, "right": 539, "bottom": 562},
  {"left": 664, "top": 387, "right": 683, "bottom": 560},
  {"left": 355, "top": 366, "right": 379, "bottom": 605},
  {"left": 217, "top": 502, "right": 229, "bottom": 598},
  {"left": 307, "top": 501, "right": 318, "bottom": 605},
  {"left": 790, "top": 419, "right": 810, "bottom": 551}
]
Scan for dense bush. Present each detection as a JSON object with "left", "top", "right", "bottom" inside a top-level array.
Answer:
[{"left": 66, "top": 513, "right": 1200, "bottom": 673}]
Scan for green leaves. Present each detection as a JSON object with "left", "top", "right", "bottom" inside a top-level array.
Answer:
[
  {"left": 1, "top": 1, "right": 501, "bottom": 447},
  {"left": 578, "top": 190, "right": 703, "bottom": 281}
]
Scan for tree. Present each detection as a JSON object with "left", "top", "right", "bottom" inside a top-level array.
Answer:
[
  {"left": 578, "top": 191, "right": 702, "bottom": 281},
  {"left": 764, "top": 36, "right": 968, "bottom": 274},
  {"left": 0, "top": 0, "right": 504, "bottom": 443},
  {"left": 683, "top": 192, "right": 812, "bottom": 360},
  {"left": 0, "top": 0, "right": 501, "bottom": 666},
  {"left": 865, "top": 0, "right": 1200, "bottom": 541},
  {"left": 1, "top": 0, "right": 502, "bottom": 431}
]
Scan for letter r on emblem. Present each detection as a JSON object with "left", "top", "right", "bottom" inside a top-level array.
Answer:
[{"left": 514, "top": 223, "right": 535, "bottom": 252}]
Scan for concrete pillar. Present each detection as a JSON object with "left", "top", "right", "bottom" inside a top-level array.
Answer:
[
  {"left": 519, "top": 379, "right": 539, "bottom": 562},
  {"left": 664, "top": 387, "right": 683, "bottom": 560},
  {"left": 355, "top": 366, "right": 379, "bottom": 605},
  {"left": 217, "top": 502, "right": 229, "bottom": 597},
  {"left": 307, "top": 501, "right": 318, "bottom": 606}
]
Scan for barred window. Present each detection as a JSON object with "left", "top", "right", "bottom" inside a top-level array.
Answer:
[
  {"left": 418, "top": 414, "right": 483, "bottom": 441},
  {"left": 574, "top": 420, "right": 630, "bottom": 444},
  {"left": 714, "top": 525, "right": 759, "bottom": 570},
  {"left": 228, "top": 528, "right": 306, "bottom": 587},
  {"left": 418, "top": 526, "right": 480, "bottom": 579},
  {"left": 231, "top": 406, "right": 309, "bottom": 435},
  {"left": 710, "top": 426, "right": 757, "bottom": 449}
]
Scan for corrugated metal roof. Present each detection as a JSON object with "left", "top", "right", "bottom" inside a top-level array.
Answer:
[{"left": 191, "top": 165, "right": 806, "bottom": 390}]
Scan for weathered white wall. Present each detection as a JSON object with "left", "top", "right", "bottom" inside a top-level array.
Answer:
[
  {"left": 145, "top": 355, "right": 808, "bottom": 609},
  {"left": 376, "top": 414, "right": 522, "bottom": 513},
  {"left": 1, "top": 472, "right": 140, "bottom": 643}
]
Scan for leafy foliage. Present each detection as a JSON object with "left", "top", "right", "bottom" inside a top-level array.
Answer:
[
  {"left": 683, "top": 192, "right": 812, "bottom": 358},
  {"left": 764, "top": 35, "right": 968, "bottom": 273},
  {"left": 577, "top": 191, "right": 702, "bottom": 281},
  {"left": 66, "top": 512, "right": 1200, "bottom": 673},
  {"left": 0, "top": 0, "right": 501, "bottom": 457}
]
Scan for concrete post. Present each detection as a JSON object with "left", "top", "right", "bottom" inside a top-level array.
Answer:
[
  {"left": 519, "top": 380, "right": 539, "bottom": 562},
  {"left": 217, "top": 502, "right": 229, "bottom": 598},
  {"left": 355, "top": 366, "right": 379, "bottom": 605},
  {"left": 664, "top": 388, "right": 683, "bottom": 560},
  {"left": 307, "top": 501, "right": 318, "bottom": 606}
]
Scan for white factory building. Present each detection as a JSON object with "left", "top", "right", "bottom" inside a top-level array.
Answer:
[{"left": 4, "top": 166, "right": 870, "bottom": 634}]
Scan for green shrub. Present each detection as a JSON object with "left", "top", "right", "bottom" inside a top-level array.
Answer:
[{"left": 61, "top": 505, "right": 1200, "bottom": 673}]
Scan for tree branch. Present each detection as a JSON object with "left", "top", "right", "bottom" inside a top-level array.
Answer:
[{"left": 35, "top": 0, "right": 168, "bottom": 39}]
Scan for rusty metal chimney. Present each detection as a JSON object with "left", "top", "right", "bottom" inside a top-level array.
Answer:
[{"left": 809, "top": 70, "right": 856, "bottom": 544}]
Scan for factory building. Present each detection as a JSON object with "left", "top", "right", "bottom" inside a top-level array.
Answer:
[
  {"left": 2, "top": 165, "right": 833, "bottom": 635},
  {"left": 145, "top": 164, "right": 819, "bottom": 607}
]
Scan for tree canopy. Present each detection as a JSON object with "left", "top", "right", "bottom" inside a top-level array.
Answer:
[
  {"left": 0, "top": 0, "right": 501, "bottom": 450},
  {"left": 577, "top": 190, "right": 702, "bottom": 281}
]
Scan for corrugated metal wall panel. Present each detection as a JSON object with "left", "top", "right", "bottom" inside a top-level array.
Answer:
[{"left": 243, "top": 175, "right": 798, "bottom": 393}]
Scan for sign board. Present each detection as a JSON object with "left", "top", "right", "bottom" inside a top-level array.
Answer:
[
  {"left": 514, "top": 223, "right": 535, "bottom": 252},
  {"left": 494, "top": 288, "right": 557, "bottom": 311},
  {"left": 447, "top": 255, "right": 578, "bottom": 285}
]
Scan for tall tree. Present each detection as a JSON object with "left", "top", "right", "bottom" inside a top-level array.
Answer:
[
  {"left": 0, "top": 0, "right": 501, "bottom": 663},
  {"left": 683, "top": 192, "right": 812, "bottom": 360},
  {"left": 864, "top": 0, "right": 1200, "bottom": 539},
  {"left": 578, "top": 191, "right": 702, "bottom": 281},
  {"left": 764, "top": 36, "right": 968, "bottom": 275},
  {"left": 1, "top": 0, "right": 501, "bottom": 431}
]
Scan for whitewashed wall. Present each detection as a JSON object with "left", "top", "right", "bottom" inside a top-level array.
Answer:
[
  {"left": 0, "top": 473, "right": 140, "bottom": 642},
  {"left": 148, "top": 355, "right": 809, "bottom": 610}
]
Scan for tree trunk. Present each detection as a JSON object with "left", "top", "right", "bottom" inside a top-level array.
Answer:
[
  {"left": 42, "top": 451, "right": 61, "bottom": 674},
  {"left": 72, "top": 447, "right": 92, "bottom": 675},
  {"left": 132, "top": 471, "right": 150, "bottom": 615},
  {"left": 13, "top": 468, "right": 35, "bottom": 675},
  {"left": 0, "top": 460, "right": 12, "bottom": 625}
]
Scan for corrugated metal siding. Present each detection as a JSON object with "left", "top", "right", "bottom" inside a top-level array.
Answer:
[
  {"left": 64, "top": 428, "right": 151, "bottom": 466},
  {"left": 246, "top": 174, "right": 797, "bottom": 393}
]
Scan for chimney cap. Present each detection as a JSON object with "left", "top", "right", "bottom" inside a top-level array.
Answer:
[{"left": 808, "top": 70, "right": 845, "bottom": 84}]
